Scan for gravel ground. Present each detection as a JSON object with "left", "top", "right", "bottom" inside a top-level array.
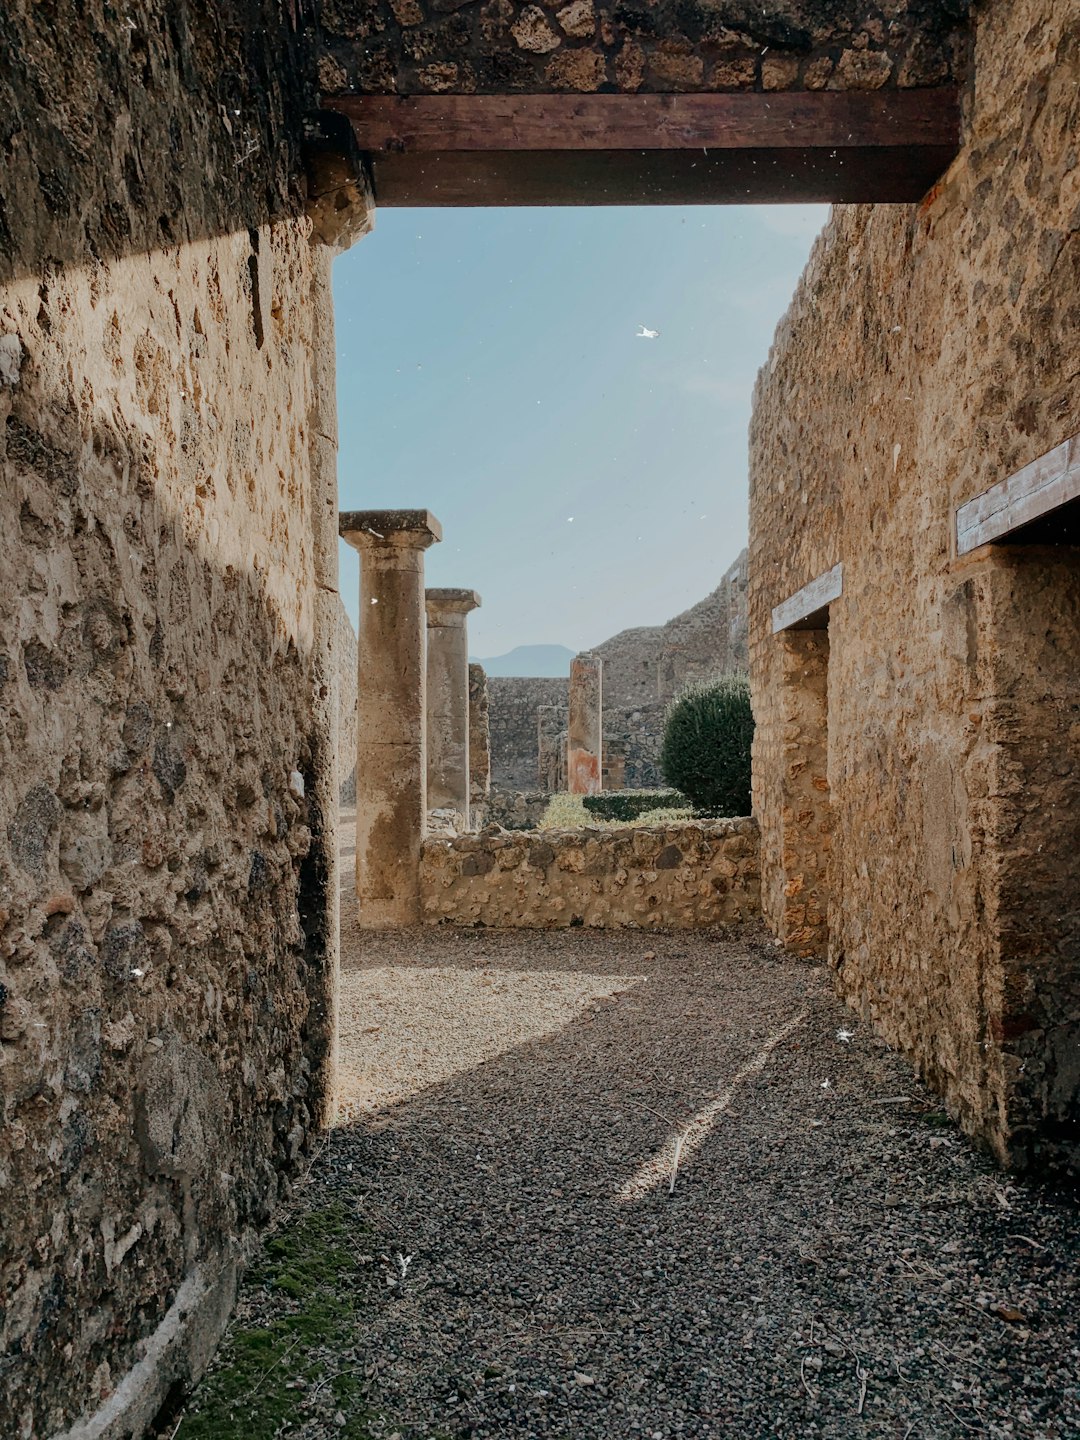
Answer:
[{"left": 183, "top": 818, "right": 1080, "bottom": 1440}]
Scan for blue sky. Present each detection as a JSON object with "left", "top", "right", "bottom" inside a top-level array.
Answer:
[{"left": 333, "top": 204, "right": 827, "bottom": 657}]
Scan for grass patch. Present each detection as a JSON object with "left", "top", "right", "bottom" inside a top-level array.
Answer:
[
  {"left": 537, "top": 792, "right": 695, "bottom": 831},
  {"left": 179, "top": 1203, "right": 386, "bottom": 1440}
]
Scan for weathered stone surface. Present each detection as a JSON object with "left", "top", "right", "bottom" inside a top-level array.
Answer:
[
  {"left": 342, "top": 514, "right": 441, "bottom": 927},
  {"left": 316, "top": 1, "right": 969, "bottom": 96},
  {"left": 468, "top": 663, "right": 492, "bottom": 813},
  {"left": 568, "top": 653, "right": 603, "bottom": 795},
  {"left": 488, "top": 552, "right": 748, "bottom": 792},
  {"left": 426, "top": 588, "right": 481, "bottom": 819},
  {"left": 0, "top": 5, "right": 344, "bottom": 1432},
  {"left": 748, "top": 0, "right": 1079, "bottom": 1173},
  {"left": 422, "top": 818, "right": 759, "bottom": 928}
]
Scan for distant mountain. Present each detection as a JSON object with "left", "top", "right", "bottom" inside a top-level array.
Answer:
[{"left": 471, "top": 644, "right": 575, "bottom": 678}]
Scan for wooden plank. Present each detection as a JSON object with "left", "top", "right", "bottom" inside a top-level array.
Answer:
[
  {"left": 358, "top": 145, "right": 957, "bottom": 206},
  {"left": 956, "top": 434, "right": 1080, "bottom": 554},
  {"left": 328, "top": 90, "right": 959, "bottom": 155},
  {"left": 325, "top": 90, "right": 960, "bottom": 205},
  {"left": 772, "top": 563, "right": 843, "bottom": 634}
]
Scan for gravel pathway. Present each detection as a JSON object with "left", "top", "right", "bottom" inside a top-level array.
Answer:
[{"left": 183, "top": 823, "right": 1080, "bottom": 1440}]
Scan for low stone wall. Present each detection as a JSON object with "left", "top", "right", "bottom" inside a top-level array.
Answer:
[
  {"left": 483, "top": 790, "right": 552, "bottom": 830},
  {"left": 421, "top": 818, "right": 759, "bottom": 929}
]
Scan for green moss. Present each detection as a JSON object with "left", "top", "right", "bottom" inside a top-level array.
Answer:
[{"left": 179, "top": 1202, "right": 386, "bottom": 1440}]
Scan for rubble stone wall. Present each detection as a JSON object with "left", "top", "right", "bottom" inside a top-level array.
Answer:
[
  {"left": 422, "top": 819, "right": 759, "bottom": 929},
  {"left": 596, "top": 550, "right": 749, "bottom": 707},
  {"left": 488, "top": 676, "right": 568, "bottom": 789},
  {"left": 490, "top": 552, "right": 749, "bottom": 789},
  {"left": 748, "top": 0, "right": 1080, "bottom": 1172},
  {"left": 0, "top": 4, "right": 344, "bottom": 1433},
  {"left": 316, "top": 1, "right": 968, "bottom": 98}
]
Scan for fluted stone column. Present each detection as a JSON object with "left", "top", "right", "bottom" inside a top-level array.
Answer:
[
  {"left": 339, "top": 510, "right": 442, "bottom": 927},
  {"left": 425, "top": 589, "right": 481, "bottom": 823},
  {"left": 568, "top": 652, "right": 603, "bottom": 795}
]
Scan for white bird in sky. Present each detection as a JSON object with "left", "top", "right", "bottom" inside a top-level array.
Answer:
[{"left": 636, "top": 325, "right": 659, "bottom": 339}]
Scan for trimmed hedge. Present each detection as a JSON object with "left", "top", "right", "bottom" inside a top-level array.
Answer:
[
  {"left": 660, "top": 674, "right": 754, "bottom": 816},
  {"left": 582, "top": 790, "right": 687, "bottom": 823}
]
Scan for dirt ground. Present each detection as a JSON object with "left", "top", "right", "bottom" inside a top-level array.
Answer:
[{"left": 181, "top": 815, "right": 1080, "bottom": 1440}]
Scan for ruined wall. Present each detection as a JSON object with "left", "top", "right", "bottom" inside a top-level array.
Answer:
[
  {"left": 595, "top": 549, "right": 749, "bottom": 708},
  {"left": 491, "top": 554, "right": 750, "bottom": 790},
  {"left": 0, "top": 4, "right": 350, "bottom": 1433},
  {"left": 748, "top": 0, "right": 1080, "bottom": 1171},
  {"left": 316, "top": 1, "right": 967, "bottom": 97},
  {"left": 488, "top": 676, "right": 568, "bottom": 789},
  {"left": 422, "top": 818, "right": 759, "bottom": 928}
]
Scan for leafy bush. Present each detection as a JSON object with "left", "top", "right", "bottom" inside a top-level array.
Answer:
[
  {"left": 582, "top": 789, "right": 687, "bottom": 823},
  {"left": 659, "top": 674, "right": 754, "bottom": 816}
]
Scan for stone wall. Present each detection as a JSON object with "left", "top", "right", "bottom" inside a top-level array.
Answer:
[
  {"left": 748, "top": 0, "right": 1080, "bottom": 1172},
  {"left": 484, "top": 791, "right": 553, "bottom": 831},
  {"left": 490, "top": 551, "right": 749, "bottom": 789},
  {"left": 488, "top": 676, "right": 568, "bottom": 789},
  {"left": 422, "top": 819, "right": 759, "bottom": 928},
  {"left": 0, "top": 4, "right": 352, "bottom": 1432},
  {"left": 316, "top": 2, "right": 967, "bottom": 97},
  {"left": 597, "top": 549, "right": 749, "bottom": 707}
]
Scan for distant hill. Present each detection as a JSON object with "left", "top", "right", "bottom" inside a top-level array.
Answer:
[{"left": 472, "top": 644, "right": 575, "bottom": 678}]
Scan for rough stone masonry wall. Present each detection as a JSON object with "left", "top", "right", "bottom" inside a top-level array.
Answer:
[
  {"left": 317, "top": 1, "right": 967, "bottom": 97},
  {"left": 422, "top": 819, "right": 759, "bottom": 928},
  {"left": 748, "top": 0, "right": 1080, "bottom": 1172},
  {"left": 595, "top": 549, "right": 749, "bottom": 708},
  {"left": 488, "top": 676, "right": 568, "bottom": 788},
  {"left": 0, "top": 4, "right": 346, "bottom": 1433}
]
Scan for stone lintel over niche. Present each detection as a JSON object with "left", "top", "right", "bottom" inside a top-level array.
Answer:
[
  {"left": 771, "top": 563, "right": 843, "bottom": 633},
  {"left": 339, "top": 509, "right": 443, "bottom": 546},
  {"left": 956, "top": 433, "right": 1080, "bottom": 554}
]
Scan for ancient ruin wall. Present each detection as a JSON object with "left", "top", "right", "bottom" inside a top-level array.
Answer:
[
  {"left": 748, "top": 0, "right": 1079, "bottom": 1170},
  {"left": 595, "top": 549, "right": 749, "bottom": 707},
  {"left": 488, "top": 676, "right": 569, "bottom": 789},
  {"left": 422, "top": 819, "right": 759, "bottom": 928},
  {"left": 317, "top": 1, "right": 968, "bottom": 97},
  {"left": 0, "top": 4, "right": 345, "bottom": 1432}
]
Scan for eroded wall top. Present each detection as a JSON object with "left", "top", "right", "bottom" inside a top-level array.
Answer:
[{"left": 316, "top": 0, "right": 969, "bottom": 96}]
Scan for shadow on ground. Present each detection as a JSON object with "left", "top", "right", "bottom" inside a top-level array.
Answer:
[{"left": 182, "top": 918, "right": 1080, "bottom": 1440}]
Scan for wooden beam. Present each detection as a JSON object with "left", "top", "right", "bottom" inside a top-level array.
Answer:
[
  {"left": 956, "top": 434, "right": 1080, "bottom": 554},
  {"left": 772, "top": 563, "right": 843, "bottom": 634},
  {"left": 324, "top": 90, "right": 960, "bottom": 207}
]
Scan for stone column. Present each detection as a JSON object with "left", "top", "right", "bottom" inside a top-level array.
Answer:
[
  {"left": 537, "top": 703, "right": 568, "bottom": 790},
  {"left": 568, "top": 652, "right": 603, "bottom": 795},
  {"left": 468, "top": 663, "right": 491, "bottom": 819},
  {"left": 339, "top": 510, "right": 442, "bottom": 927},
  {"left": 425, "top": 589, "right": 481, "bottom": 822}
]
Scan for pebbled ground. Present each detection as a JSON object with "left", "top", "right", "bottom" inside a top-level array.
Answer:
[{"left": 181, "top": 833, "right": 1080, "bottom": 1440}]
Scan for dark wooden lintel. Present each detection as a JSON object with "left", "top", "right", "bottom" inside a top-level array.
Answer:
[{"left": 325, "top": 90, "right": 961, "bottom": 206}]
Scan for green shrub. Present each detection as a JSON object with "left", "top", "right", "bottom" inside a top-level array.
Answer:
[
  {"left": 660, "top": 674, "right": 754, "bottom": 816},
  {"left": 582, "top": 789, "right": 686, "bottom": 823}
]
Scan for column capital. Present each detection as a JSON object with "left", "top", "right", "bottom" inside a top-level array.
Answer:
[
  {"left": 339, "top": 509, "right": 442, "bottom": 551},
  {"left": 425, "top": 588, "right": 482, "bottom": 621}
]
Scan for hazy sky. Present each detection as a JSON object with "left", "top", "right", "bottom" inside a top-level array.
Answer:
[{"left": 333, "top": 203, "right": 828, "bottom": 658}]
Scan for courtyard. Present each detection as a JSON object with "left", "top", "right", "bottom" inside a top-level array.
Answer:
[{"left": 180, "top": 817, "right": 1080, "bottom": 1440}]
